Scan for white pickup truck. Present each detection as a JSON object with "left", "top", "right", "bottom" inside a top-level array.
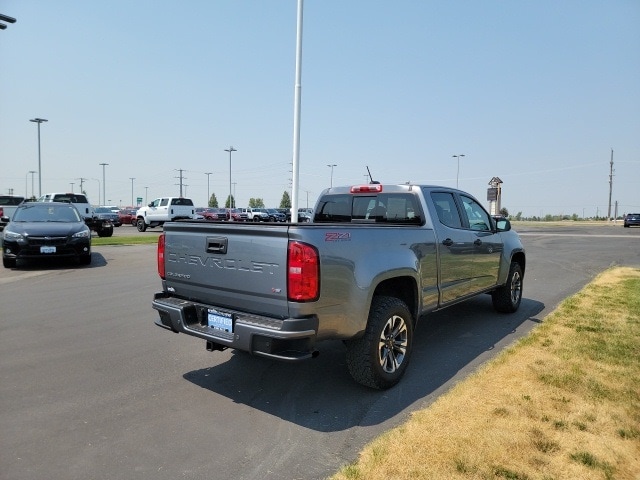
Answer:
[
  {"left": 0, "top": 195, "right": 25, "bottom": 232},
  {"left": 135, "top": 197, "right": 196, "bottom": 232},
  {"left": 239, "top": 207, "right": 270, "bottom": 222}
]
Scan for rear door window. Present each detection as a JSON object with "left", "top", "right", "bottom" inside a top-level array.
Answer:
[{"left": 430, "top": 192, "right": 463, "bottom": 229}]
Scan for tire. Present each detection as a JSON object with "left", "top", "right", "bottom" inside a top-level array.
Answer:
[
  {"left": 136, "top": 218, "right": 147, "bottom": 232},
  {"left": 3, "top": 256, "right": 16, "bottom": 268},
  {"left": 345, "top": 296, "right": 414, "bottom": 390},
  {"left": 97, "top": 225, "right": 114, "bottom": 237},
  {"left": 491, "top": 261, "right": 523, "bottom": 313}
]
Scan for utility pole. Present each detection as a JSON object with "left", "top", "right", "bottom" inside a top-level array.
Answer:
[
  {"left": 205, "top": 172, "right": 212, "bottom": 206},
  {"left": 130, "top": 178, "right": 135, "bottom": 207},
  {"left": 76, "top": 177, "right": 87, "bottom": 194},
  {"left": 175, "top": 169, "right": 186, "bottom": 197},
  {"left": 607, "top": 149, "right": 614, "bottom": 220}
]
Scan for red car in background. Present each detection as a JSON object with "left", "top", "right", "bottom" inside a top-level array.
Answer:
[
  {"left": 118, "top": 208, "right": 138, "bottom": 226},
  {"left": 196, "top": 208, "right": 230, "bottom": 221}
]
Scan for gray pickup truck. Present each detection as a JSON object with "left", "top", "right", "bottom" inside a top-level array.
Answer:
[{"left": 152, "top": 184, "right": 526, "bottom": 389}]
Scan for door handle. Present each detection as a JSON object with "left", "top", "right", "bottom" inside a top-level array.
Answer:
[
  {"left": 442, "top": 238, "right": 454, "bottom": 246},
  {"left": 206, "top": 236, "right": 228, "bottom": 254}
]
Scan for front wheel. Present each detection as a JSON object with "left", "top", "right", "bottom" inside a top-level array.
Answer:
[
  {"left": 136, "top": 218, "right": 147, "bottom": 232},
  {"left": 492, "top": 261, "right": 523, "bottom": 313},
  {"left": 97, "top": 225, "right": 114, "bottom": 237},
  {"left": 345, "top": 296, "right": 414, "bottom": 390}
]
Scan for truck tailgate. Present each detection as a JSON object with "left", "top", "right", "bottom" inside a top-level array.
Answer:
[{"left": 162, "top": 222, "right": 291, "bottom": 318}]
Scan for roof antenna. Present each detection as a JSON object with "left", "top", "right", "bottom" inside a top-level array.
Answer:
[{"left": 366, "top": 166, "right": 380, "bottom": 184}]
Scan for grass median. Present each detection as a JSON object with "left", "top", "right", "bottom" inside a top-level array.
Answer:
[
  {"left": 92, "top": 234, "right": 160, "bottom": 246},
  {"left": 332, "top": 267, "right": 640, "bottom": 480}
]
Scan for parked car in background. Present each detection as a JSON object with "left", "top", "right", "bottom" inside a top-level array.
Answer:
[
  {"left": 229, "top": 208, "right": 248, "bottom": 221},
  {"left": 0, "top": 195, "right": 25, "bottom": 232},
  {"left": 94, "top": 206, "right": 122, "bottom": 227},
  {"left": 197, "top": 207, "right": 230, "bottom": 221},
  {"left": 240, "top": 207, "right": 269, "bottom": 222},
  {"left": 2, "top": 202, "right": 91, "bottom": 268},
  {"left": 214, "top": 208, "right": 230, "bottom": 221},
  {"left": 297, "top": 210, "right": 312, "bottom": 222},
  {"left": 118, "top": 208, "right": 138, "bottom": 226},
  {"left": 38, "top": 192, "right": 113, "bottom": 237},
  {"left": 624, "top": 213, "right": 640, "bottom": 228},
  {"left": 266, "top": 208, "right": 287, "bottom": 222},
  {"left": 276, "top": 208, "right": 291, "bottom": 221},
  {"left": 135, "top": 197, "right": 196, "bottom": 232}
]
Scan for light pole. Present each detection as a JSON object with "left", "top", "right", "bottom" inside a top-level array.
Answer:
[
  {"left": 452, "top": 154, "right": 465, "bottom": 189},
  {"left": 70, "top": 182, "right": 75, "bottom": 192},
  {"left": 29, "top": 118, "right": 48, "bottom": 196},
  {"left": 99, "top": 163, "right": 108, "bottom": 207},
  {"left": 327, "top": 164, "right": 337, "bottom": 187},
  {"left": 225, "top": 146, "right": 237, "bottom": 208},
  {"left": 144, "top": 186, "right": 148, "bottom": 205},
  {"left": 205, "top": 172, "right": 212, "bottom": 207},
  {"left": 28, "top": 170, "right": 37, "bottom": 199},
  {"left": 130, "top": 178, "right": 135, "bottom": 207}
]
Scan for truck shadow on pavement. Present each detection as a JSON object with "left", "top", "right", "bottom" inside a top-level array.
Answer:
[{"left": 183, "top": 295, "right": 544, "bottom": 433}]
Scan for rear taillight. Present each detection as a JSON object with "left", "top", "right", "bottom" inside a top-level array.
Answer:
[
  {"left": 157, "top": 234, "right": 166, "bottom": 279},
  {"left": 0, "top": 207, "right": 4, "bottom": 216},
  {"left": 287, "top": 241, "right": 319, "bottom": 302}
]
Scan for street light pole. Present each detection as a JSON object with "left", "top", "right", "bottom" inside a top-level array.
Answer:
[
  {"left": 29, "top": 170, "right": 37, "bottom": 199},
  {"left": 327, "top": 164, "right": 337, "bottom": 187},
  {"left": 29, "top": 118, "right": 48, "bottom": 196},
  {"left": 99, "top": 163, "right": 108, "bottom": 207},
  {"left": 130, "top": 178, "right": 135, "bottom": 208},
  {"left": 204, "top": 172, "right": 212, "bottom": 207},
  {"left": 452, "top": 154, "right": 465, "bottom": 189},
  {"left": 225, "top": 146, "right": 237, "bottom": 208}
]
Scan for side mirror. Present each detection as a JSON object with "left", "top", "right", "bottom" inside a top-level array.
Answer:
[
  {"left": 495, "top": 218, "right": 511, "bottom": 232},
  {"left": 1, "top": 215, "right": 10, "bottom": 223}
]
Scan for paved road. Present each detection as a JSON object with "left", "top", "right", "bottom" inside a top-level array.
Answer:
[{"left": 1, "top": 225, "right": 639, "bottom": 480}]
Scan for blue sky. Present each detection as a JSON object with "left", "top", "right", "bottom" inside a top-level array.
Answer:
[{"left": 1, "top": 1, "right": 638, "bottom": 217}]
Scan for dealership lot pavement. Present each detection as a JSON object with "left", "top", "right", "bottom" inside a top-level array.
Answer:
[{"left": 1, "top": 224, "right": 638, "bottom": 480}]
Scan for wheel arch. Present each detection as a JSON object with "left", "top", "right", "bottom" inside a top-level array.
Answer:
[
  {"left": 512, "top": 250, "right": 526, "bottom": 276},
  {"left": 372, "top": 276, "right": 418, "bottom": 326}
]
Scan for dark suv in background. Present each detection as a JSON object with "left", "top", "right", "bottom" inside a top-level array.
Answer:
[{"left": 624, "top": 213, "right": 640, "bottom": 228}]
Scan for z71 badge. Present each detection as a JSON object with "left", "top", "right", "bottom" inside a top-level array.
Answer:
[{"left": 325, "top": 232, "right": 351, "bottom": 242}]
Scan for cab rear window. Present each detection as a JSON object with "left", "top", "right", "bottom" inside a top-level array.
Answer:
[
  {"left": 313, "top": 193, "right": 422, "bottom": 224},
  {"left": 170, "top": 198, "right": 194, "bottom": 206},
  {"left": 52, "top": 194, "right": 89, "bottom": 203}
]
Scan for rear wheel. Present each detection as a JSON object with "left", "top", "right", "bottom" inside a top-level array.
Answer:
[
  {"left": 136, "top": 218, "right": 147, "bottom": 232},
  {"left": 492, "top": 261, "right": 523, "bottom": 313},
  {"left": 345, "top": 296, "right": 413, "bottom": 389}
]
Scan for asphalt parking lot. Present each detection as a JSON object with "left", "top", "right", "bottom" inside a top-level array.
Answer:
[{"left": 1, "top": 223, "right": 639, "bottom": 480}]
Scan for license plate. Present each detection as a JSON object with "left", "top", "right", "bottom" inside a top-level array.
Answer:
[
  {"left": 207, "top": 309, "right": 233, "bottom": 333},
  {"left": 40, "top": 246, "right": 56, "bottom": 254}
]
